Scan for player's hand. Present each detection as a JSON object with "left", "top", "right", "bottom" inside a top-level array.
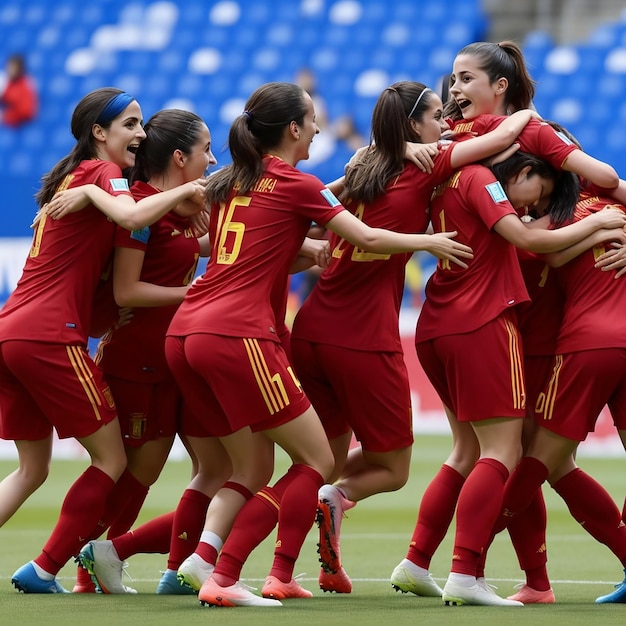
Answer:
[
  {"left": 592, "top": 206, "right": 626, "bottom": 230},
  {"left": 595, "top": 240, "right": 626, "bottom": 278},
  {"left": 426, "top": 231, "right": 473, "bottom": 269},
  {"left": 404, "top": 142, "right": 438, "bottom": 173},
  {"left": 300, "top": 237, "right": 331, "bottom": 269},
  {"left": 45, "top": 186, "right": 94, "bottom": 219}
]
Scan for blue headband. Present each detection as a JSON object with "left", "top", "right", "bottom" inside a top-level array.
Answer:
[{"left": 96, "top": 92, "right": 136, "bottom": 126}]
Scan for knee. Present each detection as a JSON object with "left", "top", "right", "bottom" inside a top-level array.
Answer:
[{"left": 20, "top": 463, "right": 49, "bottom": 491}]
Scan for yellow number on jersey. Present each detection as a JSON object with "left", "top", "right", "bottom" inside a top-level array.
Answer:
[
  {"left": 215, "top": 196, "right": 249, "bottom": 265},
  {"left": 331, "top": 202, "right": 390, "bottom": 262}
]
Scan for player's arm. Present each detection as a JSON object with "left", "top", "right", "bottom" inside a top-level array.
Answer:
[
  {"left": 562, "top": 150, "right": 619, "bottom": 189},
  {"left": 494, "top": 207, "right": 626, "bottom": 253},
  {"left": 290, "top": 236, "right": 331, "bottom": 273},
  {"left": 448, "top": 110, "right": 541, "bottom": 170},
  {"left": 113, "top": 246, "right": 189, "bottom": 308},
  {"left": 545, "top": 227, "right": 626, "bottom": 268},
  {"left": 324, "top": 210, "right": 473, "bottom": 267},
  {"left": 44, "top": 180, "right": 207, "bottom": 230}
]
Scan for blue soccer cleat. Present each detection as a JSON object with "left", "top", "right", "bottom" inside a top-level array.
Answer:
[
  {"left": 12, "top": 561, "right": 69, "bottom": 594},
  {"left": 156, "top": 569, "right": 197, "bottom": 595},
  {"left": 595, "top": 569, "right": 626, "bottom": 603}
]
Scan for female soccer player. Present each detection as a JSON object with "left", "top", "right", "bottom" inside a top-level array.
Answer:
[
  {"left": 492, "top": 186, "right": 626, "bottom": 605},
  {"left": 288, "top": 80, "right": 542, "bottom": 594},
  {"left": 164, "top": 81, "right": 473, "bottom": 608},
  {"left": 0, "top": 88, "right": 205, "bottom": 593},
  {"left": 414, "top": 149, "right": 624, "bottom": 607},
  {"left": 70, "top": 108, "right": 230, "bottom": 594}
]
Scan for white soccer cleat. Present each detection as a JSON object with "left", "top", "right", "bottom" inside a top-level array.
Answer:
[
  {"left": 78, "top": 540, "right": 136, "bottom": 594},
  {"left": 177, "top": 553, "right": 215, "bottom": 592},
  {"left": 390, "top": 559, "right": 443, "bottom": 597},
  {"left": 442, "top": 577, "right": 523, "bottom": 606}
]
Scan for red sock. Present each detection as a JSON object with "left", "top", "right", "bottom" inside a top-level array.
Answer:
[
  {"left": 495, "top": 457, "right": 549, "bottom": 534},
  {"left": 269, "top": 464, "right": 324, "bottom": 582},
  {"left": 552, "top": 468, "right": 626, "bottom": 564},
  {"left": 106, "top": 473, "right": 149, "bottom": 539},
  {"left": 452, "top": 458, "right": 508, "bottom": 576},
  {"left": 113, "top": 511, "right": 174, "bottom": 560},
  {"left": 213, "top": 486, "right": 280, "bottom": 587},
  {"left": 407, "top": 464, "right": 465, "bottom": 569},
  {"left": 167, "top": 489, "right": 211, "bottom": 570},
  {"left": 508, "top": 488, "right": 550, "bottom": 590},
  {"left": 35, "top": 466, "right": 114, "bottom": 574}
]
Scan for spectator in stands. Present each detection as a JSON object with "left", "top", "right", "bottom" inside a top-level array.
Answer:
[{"left": 0, "top": 54, "right": 38, "bottom": 128}]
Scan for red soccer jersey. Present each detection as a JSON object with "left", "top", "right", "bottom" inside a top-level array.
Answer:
[
  {"left": 96, "top": 181, "right": 200, "bottom": 382},
  {"left": 555, "top": 192, "right": 626, "bottom": 353},
  {"left": 516, "top": 249, "right": 564, "bottom": 357},
  {"left": 416, "top": 164, "right": 529, "bottom": 342},
  {"left": 168, "top": 156, "right": 345, "bottom": 341},
  {"left": 449, "top": 115, "right": 578, "bottom": 171},
  {"left": 0, "top": 160, "right": 130, "bottom": 345},
  {"left": 292, "top": 147, "right": 456, "bottom": 352}
]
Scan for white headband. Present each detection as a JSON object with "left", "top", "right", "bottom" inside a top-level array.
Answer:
[{"left": 408, "top": 88, "right": 431, "bottom": 119}]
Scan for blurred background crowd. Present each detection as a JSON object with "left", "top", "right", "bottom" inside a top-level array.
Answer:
[{"left": 2, "top": 0, "right": 626, "bottom": 310}]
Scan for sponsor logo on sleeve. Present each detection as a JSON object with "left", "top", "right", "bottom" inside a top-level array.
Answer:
[
  {"left": 320, "top": 188, "right": 341, "bottom": 207},
  {"left": 130, "top": 226, "right": 150, "bottom": 244},
  {"left": 485, "top": 181, "right": 507, "bottom": 203},
  {"left": 110, "top": 178, "right": 130, "bottom": 192}
]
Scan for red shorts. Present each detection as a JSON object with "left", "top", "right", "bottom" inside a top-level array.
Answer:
[
  {"left": 535, "top": 348, "right": 626, "bottom": 440},
  {"left": 165, "top": 334, "right": 311, "bottom": 435},
  {"left": 105, "top": 374, "right": 179, "bottom": 447},
  {"left": 524, "top": 355, "right": 554, "bottom": 418},
  {"left": 417, "top": 311, "right": 526, "bottom": 422},
  {"left": 291, "top": 340, "right": 413, "bottom": 453},
  {"left": 0, "top": 340, "right": 117, "bottom": 440}
]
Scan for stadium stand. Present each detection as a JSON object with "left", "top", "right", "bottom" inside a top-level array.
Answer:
[{"left": 1, "top": 0, "right": 626, "bottom": 302}]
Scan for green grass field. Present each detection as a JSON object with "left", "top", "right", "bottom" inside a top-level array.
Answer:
[{"left": 1, "top": 435, "right": 625, "bottom": 625}]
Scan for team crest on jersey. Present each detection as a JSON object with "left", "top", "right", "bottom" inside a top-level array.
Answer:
[
  {"left": 320, "top": 187, "right": 341, "bottom": 207},
  {"left": 485, "top": 181, "right": 507, "bottom": 203},
  {"left": 130, "top": 226, "right": 151, "bottom": 244},
  {"left": 109, "top": 178, "right": 130, "bottom": 192}
]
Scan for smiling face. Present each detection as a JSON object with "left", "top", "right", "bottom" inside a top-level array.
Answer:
[
  {"left": 181, "top": 123, "right": 217, "bottom": 180},
  {"left": 294, "top": 92, "right": 320, "bottom": 162},
  {"left": 449, "top": 54, "right": 508, "bottom": 119},
  {"left": 411, "top": 92, "right": 450, "bottom": 143},
  {"left": 93, "top": 100, "right": 147, "bottom": 169}
]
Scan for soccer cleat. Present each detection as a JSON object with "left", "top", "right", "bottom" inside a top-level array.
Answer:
[
  {"left": 77, "top": 540, "right": 137, "bottom": 594},
  {"left": 177, "top": 553, "right": 215, "bottom": 592},
  {"left": 595, "top": 569, "right": 626, "bottom": 603},
  {"left": 316, "top": 484, "right": 356, "bottom": 575},
  {"left": 11, "top": 561, "right": 69, "bottom": 594},
  {"left": 156, "top": 569, "right": 197, "bottom": 595},
  {"left": 198, "top": 577, "right": 283, "bottom": 607},
  {"left": 261, "top": 575, "right": 313, "bottom": 599},
  {"left": 72, "top": 565, "right": 99, "bottom": 593},
  {"left": 390, "top": 559, "right": 443, "bottom": 597},
  {"left": 507, "top": 583, "right": 555, "bottom": 604},
  {"left": 319, "top": 566, "right": 352, "bottom": 593},
  {"left": 442, "top": 577, "right": 523, "bottom": 606}
]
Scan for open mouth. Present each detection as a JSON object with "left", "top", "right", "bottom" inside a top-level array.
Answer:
[
  {"left": 456, "top": 98, "right": 471, "bottom": 110},
  {"left": 127, "top": 145, "right": 139, "bottom": 154}
]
